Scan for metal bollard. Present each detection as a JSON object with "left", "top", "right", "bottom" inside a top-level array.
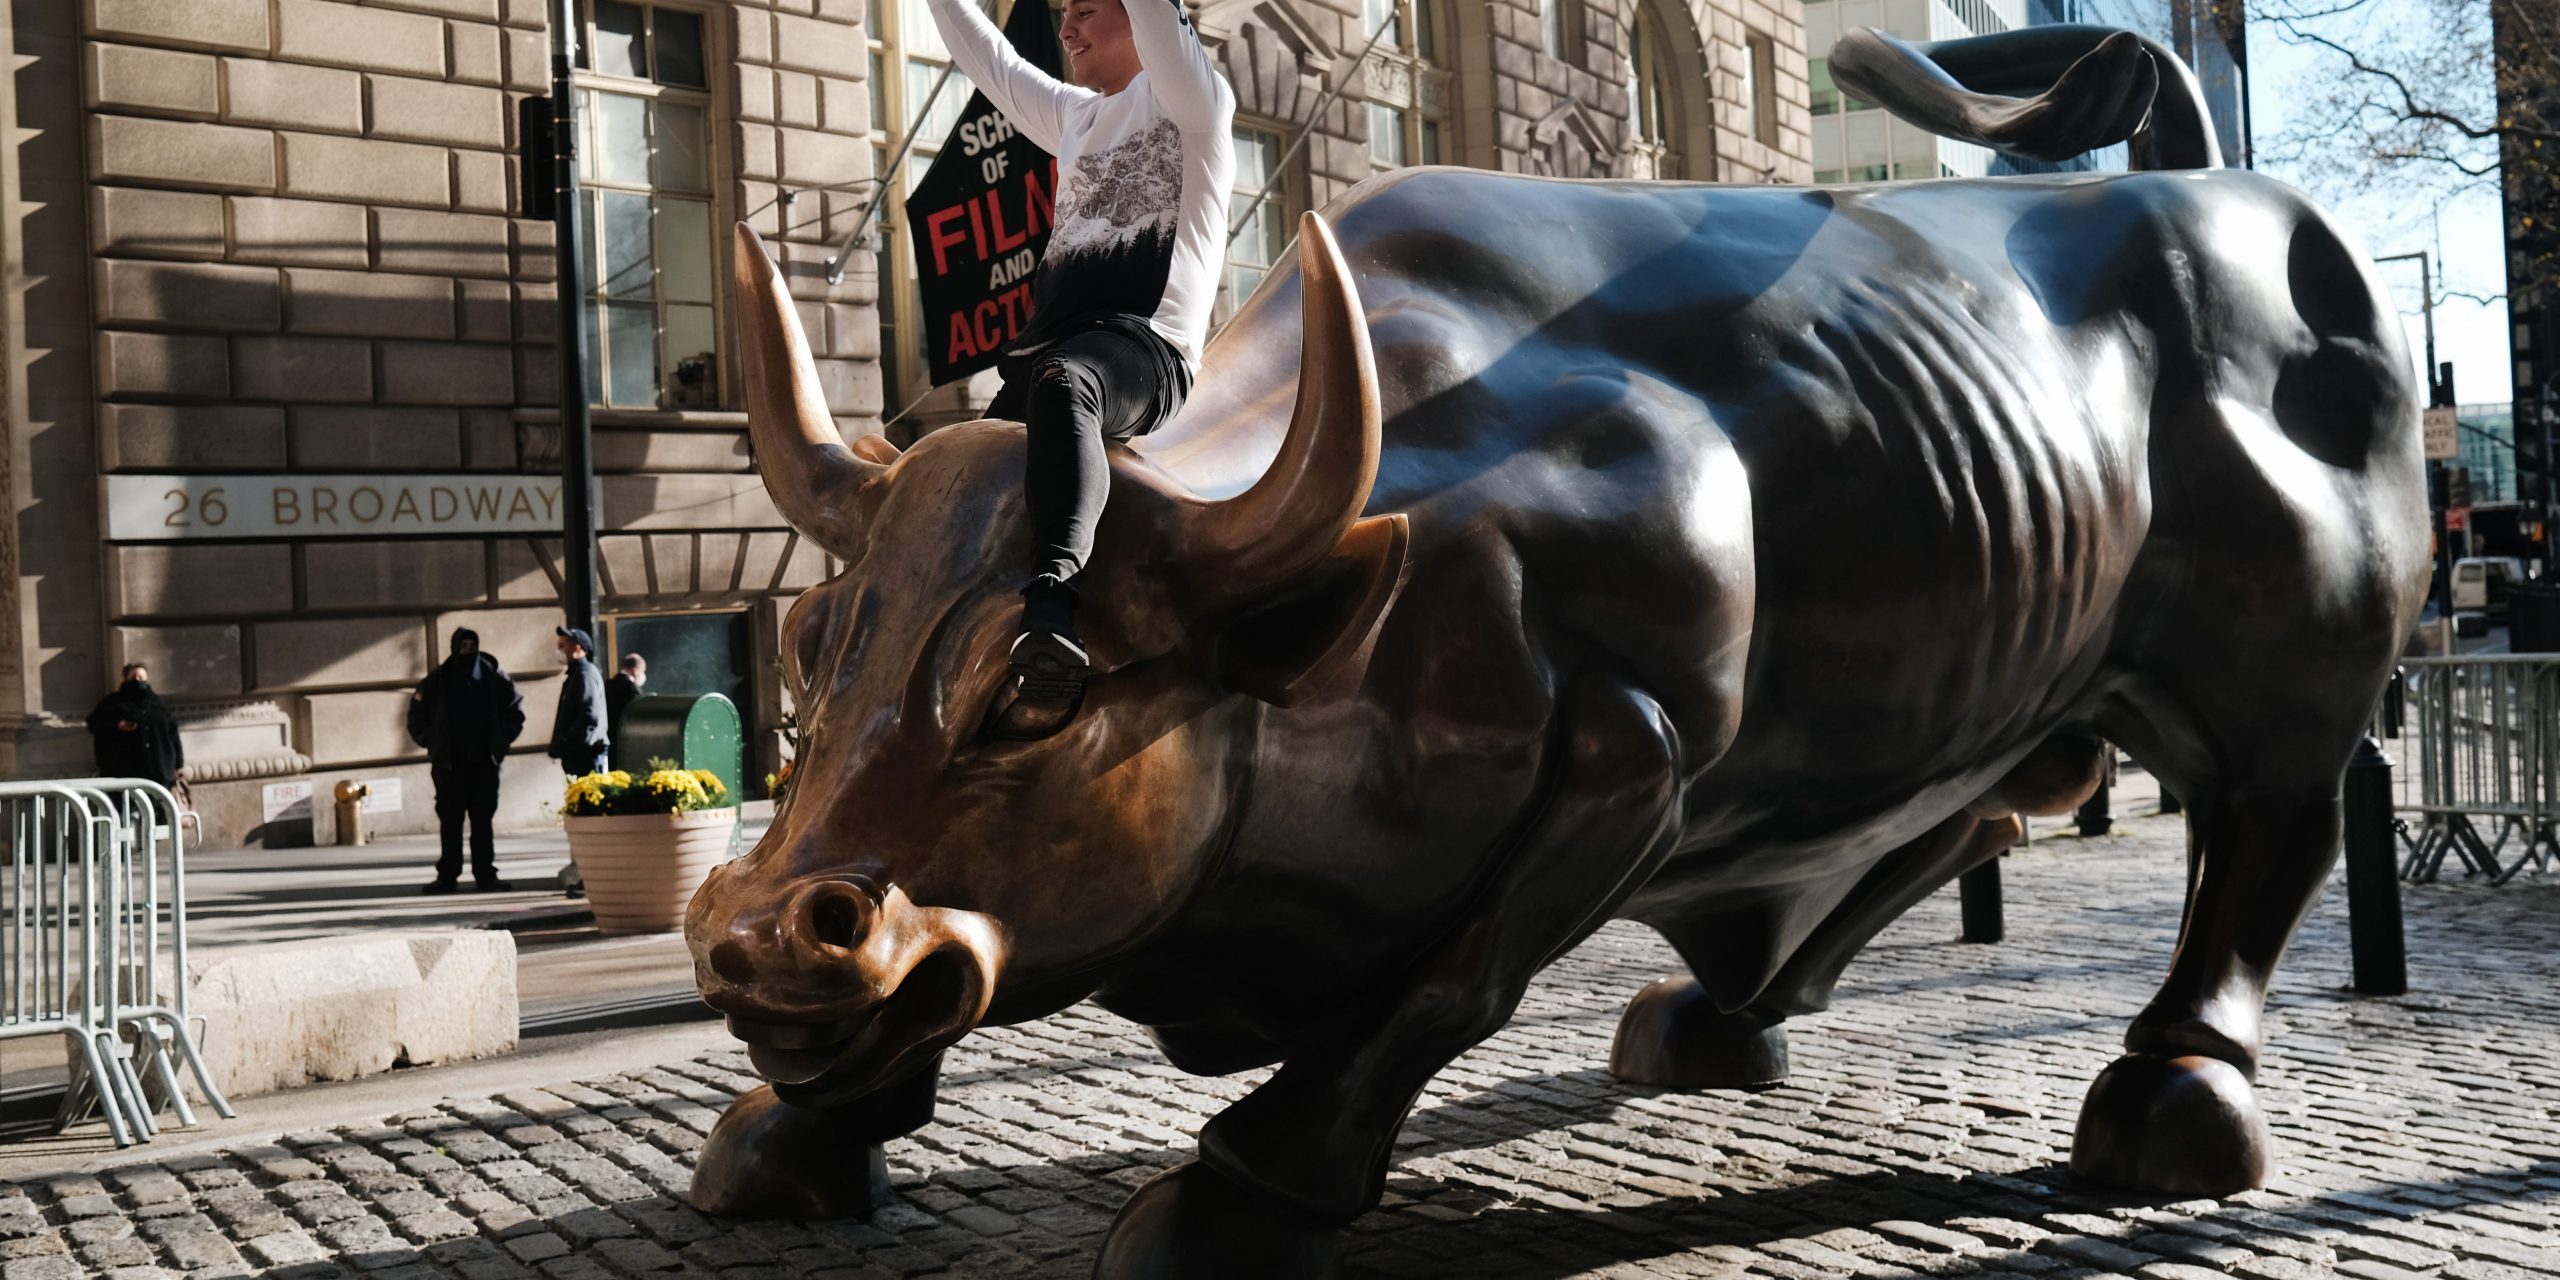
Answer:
[
  {"left": 1958, "top": 859, "right": 2003, "bottom": 943},
  {"left": 2076, "top": 778, "right": 2113, "bottom": 836},
  {"left": 2342, "top": 735, "right": 2406, "bottom": 995}
]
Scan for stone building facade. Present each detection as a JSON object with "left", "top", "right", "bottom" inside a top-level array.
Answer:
[{"left": 2, "top": 0, "right": 1805, "bottom": 847}]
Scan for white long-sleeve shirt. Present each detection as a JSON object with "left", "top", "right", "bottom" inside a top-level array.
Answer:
[{"left": 924, "top": 0, "right": 1235, "bottom": 369}]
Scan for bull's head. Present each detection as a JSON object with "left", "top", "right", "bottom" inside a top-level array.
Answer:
[{"left": 687, "top": 214, "right": 1406, "bottom": 1106}]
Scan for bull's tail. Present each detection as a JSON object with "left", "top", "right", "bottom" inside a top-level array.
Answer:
[{"left": 1829, "top": 25, "right": 2221, "bottom": 171}]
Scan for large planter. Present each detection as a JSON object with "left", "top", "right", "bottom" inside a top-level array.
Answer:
[{"left": 565, "top": 807, "right": 738, "bottom": 934}]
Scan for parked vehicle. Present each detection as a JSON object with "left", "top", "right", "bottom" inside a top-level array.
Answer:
[{"left": 2454, "top": 556, "right": 2526, "bottom": 618}]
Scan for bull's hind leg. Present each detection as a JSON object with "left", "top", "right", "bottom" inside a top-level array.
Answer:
[
  {"left": 2076, "top": 560, "right": 2417, "bottom": 1191},
  {"left": 2065, "top": 764, "right": 2347, "bottom": 1196},
  {"left": 1612, "top": 810, "right": 2025, "bottom": 1090},
  {"left": 1093, "top": 682, "right": 1684, "bottom": 1279},
  {"left": 2069, "top": 205, "right": 2429, "bottom": 1196},
  {"left": 692, "top": 1053, "right": 942, "bottom": 1217}
]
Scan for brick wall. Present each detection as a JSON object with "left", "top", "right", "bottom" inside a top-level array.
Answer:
[{"left": 71, "top": 0, "right": 866, "bottom": 841}]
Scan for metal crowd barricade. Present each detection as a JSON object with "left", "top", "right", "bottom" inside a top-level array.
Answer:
[
  {"left": 2375, "top": 655, "right": 2560, "bottom": 883},
  {"left": 0, "top": 778, "right": 232, "bottom": 1146}
]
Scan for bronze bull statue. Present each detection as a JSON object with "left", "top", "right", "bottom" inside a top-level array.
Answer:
[{"left": 686, "top": 24, "right": 2430, "bottom": 1276}]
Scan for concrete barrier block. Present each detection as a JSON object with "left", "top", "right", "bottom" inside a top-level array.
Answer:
[{"left": 183, "top": 930, "right": 518, "bottom": 1096}]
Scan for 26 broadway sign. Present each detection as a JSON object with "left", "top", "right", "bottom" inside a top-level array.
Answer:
[{"left": 104, "top": 475, "right": 577, "bottom": 541}]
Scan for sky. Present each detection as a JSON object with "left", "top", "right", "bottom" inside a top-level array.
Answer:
[{"left": 2246, "top": 3, "right": 2514, "bottom": 408}]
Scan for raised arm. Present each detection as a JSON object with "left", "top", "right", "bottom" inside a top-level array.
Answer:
[
  {"left": 923, "top": 0, "right": 1089, "bottom": 152},
  {"left": 1126, "top": 0, "right": 1232, "bottom": 129}
]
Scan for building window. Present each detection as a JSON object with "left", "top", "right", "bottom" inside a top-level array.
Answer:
[
  {"left": 868, "top": 0, "right": 989, "bottom": 407},
  {"left": 1809, "top": 55, "right": 1866, "bottom": 117},
  {"left": 1364, "top": 0, "right": 1401, "bottom": 46},
  {"left": 1541, "top": 0, "right": 1566, "bottom": 59},
  {"left": 1368, "top": 103, "right": 1408, "bottom": 168},
  {"left": 1228, "top": 123, "right": 1288, "bottom": 306},
  {"left": 1625, "top": 9, "right": 1682, "bottom": 178},
  {"left": 575, "top": 0, "right": 718, "bottom": 410},
  {"left": 1364, "top": 0, "right": 1452, "bottom": 175},
  {"left": 1743, "top": 30, "right": 1779, "bottom": 149}
]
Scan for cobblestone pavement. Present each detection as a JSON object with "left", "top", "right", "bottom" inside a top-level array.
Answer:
[{"left": 9, "top": 809, "right": 2559, "bottom": 1279}]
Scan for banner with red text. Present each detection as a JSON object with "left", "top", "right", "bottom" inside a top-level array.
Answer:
[{"left": 904, "top": 0, "right": 1063, "bottom": 384}]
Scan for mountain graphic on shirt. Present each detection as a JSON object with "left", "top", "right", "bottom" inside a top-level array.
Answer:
[
  {"left": 1013, "top": 116, "right": 1183, "bottom": 354},
  {"left": 1047, "top": 117, "right": 1184, "bottom": 257}
]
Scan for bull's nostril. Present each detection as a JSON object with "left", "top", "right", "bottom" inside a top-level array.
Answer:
[
  {"left": 708, "top": 940, "right": 756, "bottom": 985},
  {"left": 811, "top": 892, "right": 861, "bottom": 950}
]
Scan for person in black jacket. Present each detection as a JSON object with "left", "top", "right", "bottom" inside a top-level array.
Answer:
[
  {"left": 408, "top": 629, "right": 525, "bottom": 894},
  {"left": 86, "top": 663, "right": 184, "bottom": 788},
  {"left": 549, "top": 626, "right": 610, "bottom": 778},
  {"left": 605, "top": 652, "right": 646, "bottom": 757}
]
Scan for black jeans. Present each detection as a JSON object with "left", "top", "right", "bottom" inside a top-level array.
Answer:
[
  {"left": 990, "top": 327, "right": 1183, "bottom": 588},
  {"left": 432, "top": 760, "right": 501, "bottom": 884}
]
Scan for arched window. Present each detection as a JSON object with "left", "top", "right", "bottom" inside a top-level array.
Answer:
[
  {"left": 1364, "top": 0, "right": 1452, "bottom": 172},
  {"left": 1626, "top": 9, "right": 1681, "bottom": 178}
]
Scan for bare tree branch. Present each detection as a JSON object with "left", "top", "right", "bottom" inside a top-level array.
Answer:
[{"left": 2273, "top": 23, "right": 2556, "bottom": 143}]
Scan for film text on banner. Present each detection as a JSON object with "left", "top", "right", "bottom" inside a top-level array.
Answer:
[{"left": 903, "top": 0, "right": 1066, "bottom": 385}]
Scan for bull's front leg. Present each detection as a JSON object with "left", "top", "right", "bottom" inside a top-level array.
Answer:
[
  {"left": 692, "top": 1052, "right": 942, "bottom": 1218},
  {"left": 1093, "top": 683, "right": 1685, "bottom": 1280}
]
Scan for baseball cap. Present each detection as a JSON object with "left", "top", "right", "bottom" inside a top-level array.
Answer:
[{"left": 555, "top": 625, "right": 596, "bottom": 652}]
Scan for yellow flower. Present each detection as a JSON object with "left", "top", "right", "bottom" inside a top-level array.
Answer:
[{"left": 691, "top": 769, "right": 726, "bottom": 796}]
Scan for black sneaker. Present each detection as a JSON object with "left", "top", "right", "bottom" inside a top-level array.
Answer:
[
  {"left": 1009, "top": 630, "right": 1091, "bottom": 703},
  {"left": 421, "top": 880, "right": 461, "bottom": 896},
  {"left": 474, "top": 879, "right": 515, "bottom": 893}
]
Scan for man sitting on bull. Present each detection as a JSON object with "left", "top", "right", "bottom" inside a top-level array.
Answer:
[{"left": 924, "top": 0, "right": 1235, "bottom": 702}]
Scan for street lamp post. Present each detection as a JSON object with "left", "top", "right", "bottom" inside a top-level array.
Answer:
[
  {"left": 550, "top": 0, "right": 599, "bottom": 641},
  {"left": 2376, "top": 251, "right": 2452, "bottom": 650}
]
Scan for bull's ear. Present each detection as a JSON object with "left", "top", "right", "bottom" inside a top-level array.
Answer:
[{"left": 1216, "top": 514, "right": 1410, "bottom": 707}]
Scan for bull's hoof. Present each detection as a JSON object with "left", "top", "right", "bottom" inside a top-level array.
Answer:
[
  {"left": 2070, "top": 1053, "right": 2270, "bottom": 1197},
  {"left": 690, "top": 1085, "right": 893, "bottom": 1219},
  {"left": 1608, "top": 977, "right": 1788, "bottom": 1090},
  {"left": 1093, "top": 1162, "right": 1343, "bottom": 1280}
]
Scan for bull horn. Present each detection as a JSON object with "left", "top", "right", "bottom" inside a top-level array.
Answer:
[
  {"left": 733, "top": 223, "right": 884, "bottom": 560},
  {"left": 1188, "top": 211, "right": 1381, "bottom": 607}
]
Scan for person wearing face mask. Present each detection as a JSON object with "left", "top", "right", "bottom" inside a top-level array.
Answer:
[
  {"left": 922, "top": 0, "right": 1235, "bottom": 706},
  {"left": 408, "top": 628, "right": 525, "bottom": 894},
  {"left": 86, "top": 663, "right": 184, "bottom": 790}
]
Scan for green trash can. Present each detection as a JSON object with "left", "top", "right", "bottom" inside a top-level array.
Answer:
[{"left": 613, "top": 692, "right": 745, "bottom": 803}]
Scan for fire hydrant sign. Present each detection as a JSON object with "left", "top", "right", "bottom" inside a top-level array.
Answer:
[
  {"left": 2424, "top": 406, "right": 2459, "bottom": 460},
  {"left": 104, "top": 475, "right": 579, "bottom": 541},
  {"left": 262, "top": 780, "right": 313, "bottom": 824}
]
